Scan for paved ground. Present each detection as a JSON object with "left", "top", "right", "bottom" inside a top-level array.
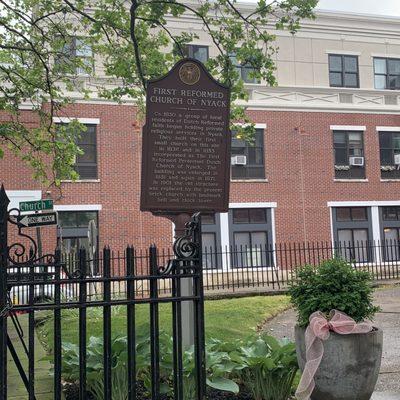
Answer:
[
  {"left": 263, "top": 286, "right": 400, "bottom": 399},
  {"left": 7, "top": 313, "right": 53, "bottom": 399}
]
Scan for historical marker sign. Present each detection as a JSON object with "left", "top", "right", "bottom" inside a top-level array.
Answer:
[
  {"left": 20, "top": 199, "right": 54, "bottom": 213},
  {"left": 140, "top": 58, "right": 231, "bottom": 213},
  {"left": 17, "top": 212, "right": 58, "bottom": 228}
]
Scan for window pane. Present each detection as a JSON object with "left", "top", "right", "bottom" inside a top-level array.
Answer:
[
  {"left": 344, "top": 57, "right": 358, "bottom": 73},
  {"left": 380, "top": 149, "right": 392, "bottom": 165},
  {"left": 388, "top": 75, "right": 400, "bottom": 89},
  {"left": 250, "top": 232, "right": 267, "bottom": 266},
  {"left": 77, "top": 145, "right": 96, "bottom": 163},
  {"left": 75, "top": 39, "right": 92, "bottom": 57},
  {"left": 349, "top": 147, "right": 363, "bottom": 157},
  {"left": 375, "top": 75, "right": 387, "bottom": 89},
  {"left": 351, "top": 207, "right": 367, "bottom": 221},
  {"left": 344, "top": 73, "right": 358, "bottom": 87},
  {"left": 384, "top": 228, "right": 398, "bottom": 242},
  {"left": 247, "top": 166, "right": 265, "bottom": 179},
  {"left": 329, "top": 55, "right": 342, "bottom": 72},
  {"left": 242, "top": 67, "right": 258, "bottom": 83},
  {"left": 383, "top": 207, "right": 399, "bottom": 220},
  {"left": 251, "top": 232, "right": 267, "bottom": 247},
  {"left": 329, "top": 72, "right": 342, "bottom": 86},
  {"left": 202, "top": 233, "right": 215, "bottom": 256},
  {"left": 77, "top": 125, "right": 96, "bottom": 145},
  {"left": 388, "top": 59, "right": 400, "bottom": 74},
  {"left": 202, "top": 214, "right": 215, "bottom": 225},
  {"left": 58, "top": 212, "right": 77, "bottom": 227},
  {"left": 335, "top": 148, "right": 348, "bottom": 165},
  {"left": 374, "top": 58, "right": 387, "bottom": 74},
  {"left": 233, "top": 209, "right": 249, "bottom": 223},
  {"left": 336, "top": 208, "right": 351, "bottom": 221},
  {"left": 234, "top": 232, "right": 250, "bottom": 248},
  {"left": 394, "top": 134, "right": 400, "bottom": 150},
  {"left": 348, "top": 132, "right": 362, "bottom": 145},
  {"left": 337, "top": 229, "right": 352, "bottom": 261},
  {"left": 383, "top": 228, "right": 399, "bottom": 261},
  {"left": 249, "top": 209, "right": 266, "bottom": 223},
  {"left": 76, "top": 211, "right": 97, "bottom": 227},
  {"left": 338, "top": 229, "right": 352, "bottom": 244},
  {"left": 379, "top": 132, "right": 392, "bottom": 148},
  {"left": 202, "top": 233, "right": 216, "bottom": 268},
  {"left": 333, "top": 132, "right": 346, "bottom": 145},
  {"left": 192, "top": 46, "right": 208, "bottom": 63},
  {"left": 247, "top": 147, "right": 264, "bottom": 165},
  {"left": 254, "top": 130, "right": 264, "bottom": 147},
  {"left": 353, "top": 229, "right": 368, "bottom": 262}
]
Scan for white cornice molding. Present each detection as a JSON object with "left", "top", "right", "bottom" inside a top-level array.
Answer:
[
  {"left": 326, "top": 50, "right": 361, "bottom": 56},
  {"left": 330, "top": 125, "right": 366, "bottom": 131},
  {"left": 328, "top": 201, "right": 400, "bottom": 207},
  {"left": 54, "top": 204, "right": 102, "bottom": 211},
  {"left": 53, "top": 117, "right": 100, "bottom": 125},
  {"left": 376, "top": 126, "right": 400, "bottom": 132},
  {"left": 229, "top": 202, "right": 277, "bottom": 208}
]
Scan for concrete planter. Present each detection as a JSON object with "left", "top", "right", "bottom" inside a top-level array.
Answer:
[{"left": 295, "top": 325, "right": 383, "bottom": 400}]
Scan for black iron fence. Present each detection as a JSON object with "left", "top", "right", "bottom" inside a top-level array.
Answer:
[
  {"left": 10, "top": 239, "right": 400, "bottom": 305},
  {"left": 0, "top": 185, "right": 206, "bottom": 400}
]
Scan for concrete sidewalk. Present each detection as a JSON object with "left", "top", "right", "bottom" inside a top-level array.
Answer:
[{"left": 263, "top": 286, "right": 400, "bottom": 400}]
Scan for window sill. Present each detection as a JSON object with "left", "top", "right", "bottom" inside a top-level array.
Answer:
[
  {"left": 333, "top": 179, "right": 368, "bottom": 182},
  {"left": 380, "top": 179, "right": 400, "bottom": 182},
  {"left": 231, "top": 179, "right": 269, "bottom": 183},
  {"left": 61, "top": 179, "right": 100, "bottom": 183}
]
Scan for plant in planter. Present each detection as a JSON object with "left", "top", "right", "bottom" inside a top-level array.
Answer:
[{"left": 289, "top": 258, "right": 382, "bottom": 400}]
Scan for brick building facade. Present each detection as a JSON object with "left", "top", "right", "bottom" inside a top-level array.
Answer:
[{"left": 3, "top": 9, "right": 400, "bottom": 266}]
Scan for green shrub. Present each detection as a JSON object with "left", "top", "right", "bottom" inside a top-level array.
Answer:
[{"left": 289, "top": 258, "right": 380, "bottom": 327}]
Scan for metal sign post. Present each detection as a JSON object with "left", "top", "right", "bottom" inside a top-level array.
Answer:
[{"left": 140, "top": 58, "right": 230, "bottom": 357}]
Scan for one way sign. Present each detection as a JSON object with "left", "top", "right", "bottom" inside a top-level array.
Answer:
[{"left": 17, "top": 212, "right": 58, "bottom": 228}]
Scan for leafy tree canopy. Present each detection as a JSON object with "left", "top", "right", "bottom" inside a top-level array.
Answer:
[{"left": 0, "top": 0, "right": 317, "bottom": 184}]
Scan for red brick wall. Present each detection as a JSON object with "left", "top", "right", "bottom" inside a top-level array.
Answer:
[{"left": 1, "top": 104, "right": 400, "bottom": 251}]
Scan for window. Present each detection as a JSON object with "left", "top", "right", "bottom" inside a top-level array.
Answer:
[
  {"left": 231, "top": 129, "right": 265, "bottom": 180},
  {"left": 229, "top": 208, "right": 272, "bottom": 268},
  {"left": 383, "top": 206, "right": 400, "bottom": 221},
  {"left": 329, "top": 55, "right": 359, "bottom": 88},
  {"left": 55, "top": 37, "right": 94, "bottom": 75},
  {"left": 379, "top": 131, "right": 400, "bottom": 179},
  {"left": 201, "top": 213, "right": 221, "bottom": 269},
  {"left": 229, "top": 53, "right": 259, "bottom": 83},
  {"left": 337, "top": 229, "right": 369, "bottom": 262},
  {"left": 184, "top": 45, "right": 209, "bottom": 64},
  {"left": 58, "top": 211, "right": 99, "bottom": 262},
  {"left": 232, "top": 209, "right": 266, "bottom": 224},
  {"left": 333, "top": 207, "right": 371, "bottom": 262},
  {"left": 333, "top": 131, "right": 365, "bottom": 179},
  {"left": 57, "top": 123, "right": 98, "bottom": 180},
  {"left": 380, "top": 207, "right": 400, "bottom": 261},
  {"left": 336, "top": 207, "right": 367, "bottom": 222},
  {"left": 374, "top": 58, "right": 400, "bottom": 90}
]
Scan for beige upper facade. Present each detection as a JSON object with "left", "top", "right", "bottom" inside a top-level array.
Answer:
[{"left": 71, "top": 7, "right": 400, "bottom": 113}]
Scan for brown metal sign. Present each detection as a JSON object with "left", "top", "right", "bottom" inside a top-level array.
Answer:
[{"left": 140, "top": 58, "right": 231, "bottom": 213}]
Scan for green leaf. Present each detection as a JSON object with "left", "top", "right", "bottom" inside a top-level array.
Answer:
[{"left": 206, "top": 377, "right": 239, "bottom": 394}]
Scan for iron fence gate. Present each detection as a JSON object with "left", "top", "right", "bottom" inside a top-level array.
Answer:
[{"left": 0, "top": 186, "right": 206, "bottom": 400}]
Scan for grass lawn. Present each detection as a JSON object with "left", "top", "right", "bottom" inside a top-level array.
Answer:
[{"left": 37, "top": 295, "right": 290, "bottom": 350}]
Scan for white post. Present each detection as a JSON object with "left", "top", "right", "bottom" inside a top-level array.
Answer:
[{"left": 371, "top": 206, "right": 382, "bottom": 263}]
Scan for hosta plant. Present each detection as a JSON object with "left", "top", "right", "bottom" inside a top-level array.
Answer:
[{"left": 231, "top": 335, "right": 298, "bottom": 400}]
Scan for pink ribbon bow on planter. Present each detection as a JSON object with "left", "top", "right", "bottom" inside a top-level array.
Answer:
[{"left": 295, "top": 310, "right": 372, "bottom": 400}]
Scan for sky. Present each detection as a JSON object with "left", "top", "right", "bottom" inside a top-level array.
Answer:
[{"left": 316, "top": 0, "right": 400, "bottom": 17}]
